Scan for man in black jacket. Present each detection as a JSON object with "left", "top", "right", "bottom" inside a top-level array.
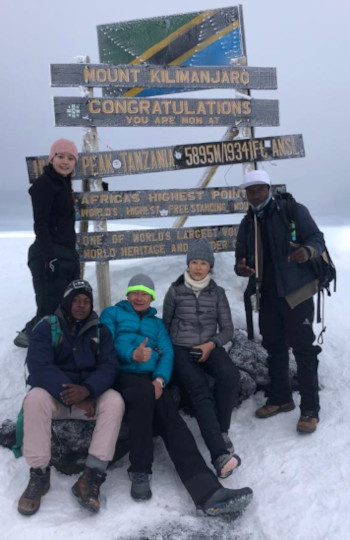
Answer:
[
  {"left": 235, "top": 170, "right": 325, "bottom": 434},
  {"left": 17, "top": 280, "right": 125, "bottom": 516}
]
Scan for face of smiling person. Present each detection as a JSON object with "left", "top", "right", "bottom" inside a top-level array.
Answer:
[
  {"left": 51, "top": 152, "right": 76, "bottom": 177},
  {"left": 70, "top": 294, "right": 92, "bottom": 320},
  {"left": 127, "top": 290, "right": 152, "bottom": 312},
  {"left": 188, "top": 259, "right": 211, "bottom": 281}
]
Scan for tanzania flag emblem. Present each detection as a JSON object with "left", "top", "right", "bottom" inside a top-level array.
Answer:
[{"left": 97, "top": 6, "right": 245, "bottom": 97}]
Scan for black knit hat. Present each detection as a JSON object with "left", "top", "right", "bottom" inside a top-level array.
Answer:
[
  {"left": 186, "top": 238, "right": 215, "bottom": 268},
  {"left": 61, "top": 279, "right": 93, "bottom": 314}
]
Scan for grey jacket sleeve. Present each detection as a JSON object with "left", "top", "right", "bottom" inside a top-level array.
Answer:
[
  {"left": 162, "top": 285, "right": 176, "bottom": 332},
  {"left": 211, "top": 287, "right": 234, "bottom": 347}
]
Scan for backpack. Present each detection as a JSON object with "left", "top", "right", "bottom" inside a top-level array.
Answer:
[
  {"left": 11, "top": 316, "right": 101, "bottom": 458},
  {"left": 275, "top": 191, "right": 337, "bottom": 343}
]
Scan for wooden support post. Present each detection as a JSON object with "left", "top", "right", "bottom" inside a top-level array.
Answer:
[{"left": 76, "top": 55, "right": 111, "bottom": 311}]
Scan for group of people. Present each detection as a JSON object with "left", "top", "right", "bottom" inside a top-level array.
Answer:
[{"left": 14, "top": 139, "right": 325, "bottom": 520}]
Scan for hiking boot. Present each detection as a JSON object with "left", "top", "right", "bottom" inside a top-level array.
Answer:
[
  {"left": 198, "top": 486, "right": 253, "bottom": 519},
  {"left": 255, "top": 401, "right": 295, "bottom": 419},
  {"left": 129, "top": 472, "right": 152, "bottom": 501},
  {"left": 297, "top": 415, "right": 319, "bottom": 434},
  {"left": 72, "top": 467, "right": 106, "bottom": 513},
  {"left": 18, "top": 466, "right": 50, "bottom": 516},
  {"left": 221, "top": 432, "right": 235, "bottom": 453},
  {"left": 214, "top": 453, "right": 241, "bottom": 479},
  {"left": 14, "top": 330, "right": 29, "bottom": 348}
]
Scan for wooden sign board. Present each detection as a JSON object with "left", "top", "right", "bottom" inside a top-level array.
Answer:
[
  {"left": 54, "top": 97, "right": 279, "bottom": 128},
  {"left": 75, "top": 185, "right": 286, "bottom": 221},
  {"left": 78, "top": 225, "right": 239, "bottom": 262},
  {"left": 174, "top": 134, "right": 305, "bottom": 169},
  {"left": 26, "top": 135, "right": 303, "bottom": 182},
  {"left": 51, "top": 64, "right": 277, "bottom": 90}
]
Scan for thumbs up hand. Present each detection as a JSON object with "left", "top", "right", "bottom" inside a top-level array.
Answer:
[{"left": 132, "top": 337, "right": 152, "bottom": 363}]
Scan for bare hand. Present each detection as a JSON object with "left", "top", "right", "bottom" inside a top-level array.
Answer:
[
  {"left": 236, "top": 258, "right": 255, "bottom": 277},
  {"left": 193, "top": 342, "right": 215, "bottom": 363},
  {"left": 61, "top": 384, "right": 90, "bottom": 405},
  {"left": 288, "top": 242, "right": 310, "bottom": 264},
  {"left": 75, "top": 399, "right": 96, "bottom": 418},
  {"left": 152, "top": 379, "right": 164, "bottom": 400},
  {"left": 133, "top": 337, "right": 152, "bottom": 363}
]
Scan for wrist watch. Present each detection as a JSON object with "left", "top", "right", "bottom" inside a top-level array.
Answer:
[{"left": 155, "top": 377, "right": 165, "bottom": 388}]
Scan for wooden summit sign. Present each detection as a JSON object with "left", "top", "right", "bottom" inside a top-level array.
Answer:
[
  {"left": 75, "top": 185, "right": 286, "bottom": 221},
  {"left": 78, "top": 225, "right": 238, "bottom": 262},
  {"left": 26, "top": 135, "right": 304, "bottom": 182},
  {"left": 51, "top": 64, "right": 277, "bottom": 90},
  {"left": 54, "top": 97, "right": 279, "bottom": 127}
]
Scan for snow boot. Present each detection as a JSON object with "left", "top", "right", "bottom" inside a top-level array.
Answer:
[
  {"left": 72, "top": 467, "right": 106, "bottom": 513},
  {"left": 198, "top": 486, "right": 253, "bottom": 519},
  {"left": 214, "top": 453, "right": 241, "bottom": 479},
  {"left": 14, "top": 330, "right": 29, "bottom": 348},
  {"left": 297, "top": 414, "right": 319, "bottom": 434},
  {"left": 255, "top": 401, "right": 295, "bottom": 419},
  {"left": 129, "top": 472, "right": 152, "bottom": 501},
  {"left": 17, "top": 466, "right": 50, "bottom": 516}
]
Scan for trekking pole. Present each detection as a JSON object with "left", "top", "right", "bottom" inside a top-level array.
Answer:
[
  {"left": 253, "top": 214, "right": 261, "bottom": 311},
  {"left": 244, "top": 282, "right": 254, "bottom": 340}
]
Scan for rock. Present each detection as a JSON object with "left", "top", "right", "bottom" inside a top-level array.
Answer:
[
  {"left": 230, "top": 328, "right": 298, "bottom": 394},
  {"left": 0, "top": 418, "right": 130, "bottom": 475}
]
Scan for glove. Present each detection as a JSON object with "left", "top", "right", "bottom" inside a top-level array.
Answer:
[{"left": 45, "top": 258, "right": 60, "bottom": 280}]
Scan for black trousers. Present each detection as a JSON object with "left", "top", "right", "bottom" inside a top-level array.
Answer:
[
  {"left": 115, "top": 372, "right": 221, "bottom": 506},
  {"left": 24, "top": 241, "right": 80, "bottom": 333},
  {"left": 173, "top": 347, "right": 240, "bottom": 462},
  {"left": 259, "top": 295, "right": 321, "bottom": 416}
]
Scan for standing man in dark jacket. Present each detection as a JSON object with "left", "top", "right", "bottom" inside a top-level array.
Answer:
[
  {"left": 235, "top": 170, "right": 325, "bottom": 434},
  {"left": 14, "top": 139, "right": 80, "bottom": 348},
  {"left": 17, "top": 280, "right": 124, "bottom": 516}
]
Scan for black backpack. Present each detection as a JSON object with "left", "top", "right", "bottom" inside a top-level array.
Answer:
[{"left": 275, "top": 191, "right": 337, "bottom": 343}]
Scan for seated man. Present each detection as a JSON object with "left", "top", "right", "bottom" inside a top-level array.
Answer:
[
  {"left": 17, "top": 279, "right": 125, "bottom": 516},
  {"left": 100, "top": 273, "right": 253, "bottom": 518}
]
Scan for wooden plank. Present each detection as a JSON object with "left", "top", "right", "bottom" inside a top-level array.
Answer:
[
  {"left": 174, "top": 134, "right": 305, "bottom": 169},
  {"left": 50, "top": 64, "right": 277, "bottom": 90},
  {"left": 77, "top": 225, "right": 239, "bottom": 262},
  {"left": 54, "top": 96, "right": 279, "bottom": 128},
  {"left": 26, "top": 134, "right": 304, "bottom": 182},
  {"left": 75, "top": 184, "right": 286, "bottom": 221}
]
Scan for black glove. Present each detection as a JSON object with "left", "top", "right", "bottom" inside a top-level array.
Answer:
[{"left": 45, "top": 258, "right": 60, "bottom": 280}]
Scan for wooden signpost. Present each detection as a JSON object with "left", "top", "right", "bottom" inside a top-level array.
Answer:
[
  {"left": 54, "top": 96, "right": 279, "bottom": 128},
  {"left": 42, "top": 6, "right": 306, "bottom": 312},
  {"left": 75, "top": 185, "right": 286, "bottom": 221},
  {"left": 51, "top": 64, "right": 277, "bottom": 90},
  {"left": 26, "top": 135, "right": 304, "bottom": 182}
]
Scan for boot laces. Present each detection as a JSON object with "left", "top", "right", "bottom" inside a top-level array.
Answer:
[
  {"left": 86, "top": 469, "right": 104, "bottom": 498},
  {"left": 23, "top": 470, "right": 47, "bottom": 499}
]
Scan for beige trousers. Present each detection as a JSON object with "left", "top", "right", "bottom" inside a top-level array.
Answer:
[{"left": 22, "top": 387, "right": 125, "bottom": 468}]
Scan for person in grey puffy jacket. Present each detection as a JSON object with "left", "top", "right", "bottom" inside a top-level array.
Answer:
[{"left": 163, "top": 238, "right": 241, "bottom": 480}]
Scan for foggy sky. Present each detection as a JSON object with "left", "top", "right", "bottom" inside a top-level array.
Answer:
[{"left": 1, "top": 0, "right": 349, "bottom": 230}]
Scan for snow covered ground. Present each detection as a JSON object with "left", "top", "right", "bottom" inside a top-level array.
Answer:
[{"left": 0, "top": 224, "right": 349, "bottom": 540}]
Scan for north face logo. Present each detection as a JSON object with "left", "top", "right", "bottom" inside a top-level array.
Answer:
[{"left": 302, "top": 318, "right": 312, "bottom": 326}]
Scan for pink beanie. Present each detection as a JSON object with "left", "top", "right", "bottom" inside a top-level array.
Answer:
[{"left": 49, "top": 139, "right": 78, "bottom": 163}]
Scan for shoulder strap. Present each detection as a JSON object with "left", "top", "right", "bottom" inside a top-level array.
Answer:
[{"left": 42, "top": 315, "right": 63, "bottom": 349}]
